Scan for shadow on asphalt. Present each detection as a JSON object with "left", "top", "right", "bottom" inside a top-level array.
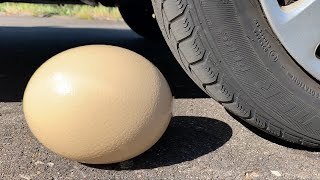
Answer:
[
  {"left": 0, "top": 26, "right": 208, "bottom": 102},
  {"left": 86, "top": 116, "right": 232, "bottom": 170}
]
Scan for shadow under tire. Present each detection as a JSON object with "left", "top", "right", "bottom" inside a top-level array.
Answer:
[
  {"left": 152, "top": 0, "right": 320, "bottom": 148},
  {"left": 118, "top": 0, "right": 162, "bottom": 39}
]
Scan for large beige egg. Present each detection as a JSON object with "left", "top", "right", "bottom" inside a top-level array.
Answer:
[{"left": 23, "top": 45, "right": 172, "bottom": 164}]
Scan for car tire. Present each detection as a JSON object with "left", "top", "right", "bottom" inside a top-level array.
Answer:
[
  {"left": 118, "top": 0, "right": 162, "bottom": 39},
  {"left": 152, "top": 0, "right": 320, "bottom": 147}
]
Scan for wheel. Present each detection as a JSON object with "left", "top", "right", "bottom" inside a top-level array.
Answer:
[
  {"left": 118, "top": 0, "right": 162, "bottom": 39},
  {"left": 152, "top": 0, "right": 320, "bottom": 147}
]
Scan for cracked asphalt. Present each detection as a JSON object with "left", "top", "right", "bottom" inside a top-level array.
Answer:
[{"left": 0, "top": 16, "right": 319, "bottom": 180}]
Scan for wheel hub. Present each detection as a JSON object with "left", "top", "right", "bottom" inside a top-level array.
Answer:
[{"left": 259, "top": 0, "right": 320, "bottom": 80}]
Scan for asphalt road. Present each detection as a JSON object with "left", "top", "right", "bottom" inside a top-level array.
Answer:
[{"left": 0, "top": 16, "right": 319, "bottom": 180}]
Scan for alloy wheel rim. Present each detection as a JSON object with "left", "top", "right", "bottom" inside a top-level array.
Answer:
[{"left": 259, "top": 0, "right": 320, "bottom": 80}]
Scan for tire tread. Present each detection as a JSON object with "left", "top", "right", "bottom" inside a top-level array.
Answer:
[{"left": 155, "top": 0, "right": 320, "bottom": 147}]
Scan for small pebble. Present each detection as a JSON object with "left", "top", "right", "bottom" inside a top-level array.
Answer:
[
  {"left": 271, "top": 170, "right": 281, "bottom": 177},
  {"left": 34, "top": 161, "right": 44, "bottom": 165},
  {"left": 47, "top": 162, "right": 54, "bottom": 167},
  {"left": 19, "top": 174, "right": 31, "bottom": 180}
]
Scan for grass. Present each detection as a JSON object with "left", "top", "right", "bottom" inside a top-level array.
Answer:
[{"left": 0, "top": 2, "right": 122, "bottom": 20}]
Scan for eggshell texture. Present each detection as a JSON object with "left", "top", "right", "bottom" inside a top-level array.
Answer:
[{"left": 23, "top": 45, "right": 172, "bottom": 164}]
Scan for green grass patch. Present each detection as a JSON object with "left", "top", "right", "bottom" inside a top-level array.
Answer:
[{"left": 0, "top": 2, "right": 122, "bottom": 20}]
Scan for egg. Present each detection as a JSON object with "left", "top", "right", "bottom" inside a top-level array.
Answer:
[{"left": 23, "top": 45, "right": 172, "bottom": 164}]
